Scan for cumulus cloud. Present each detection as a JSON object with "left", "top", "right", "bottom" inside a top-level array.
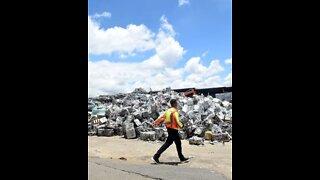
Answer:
[
  {"left": 141, "top": 15, "right": 184, "bottom": 68},
  {"left": 225, "top": 58, "right": 232, "bottom": 64},
  {"left": 184, "top": 57, "right": 206, "bottom": 74},
  {"left": 159, "top": 15, "right": 175, "bottom": 36},
  {"left": 223, "top": 58, "right": 232, "bottom": 86},
  {"left": 202, "top": 51, "right": 208, "bottom": 57},
  {"left": 88, "top": 14, "right": 184, "bottom": 66},
  {"left": 89, "top": 59, "right": 173, "bottom": 96},
  {"left": 204, "top": 76, "right": 223, "bottom": 87},
  {"left": 88, "top": 14, "right": 230, "bottom": 97},
  {"left": 153, "top": 15, "right": 184, "bottom": 66},
  {"left": 223, "top": 73, "right": 232, "bottom": 86},
  {"left": 178, "top": 0, "right": 189, "bottom": 7},
  {"left": 141, "top": 55, "right": 165, "bottom": 69},
  {"left": 88, "top": 16, "right": 156, "bottom": 55},
  {"left": 118, "top": 54, "right": 128, "bottom": 59},
  {"left": 89, "top": 56, "right": 227, "bottom": 96},
  {"left": 89, "top": 60, "right": 150, "bottom": 96},
  {"left": 154, "top": 36, "right": 184, "bottom": 65},
  {"left": 93, "top": 11, "right": 111, "bottom": 18},
  {"left": 207, "top": 60, "right": 225, "bottom": 76},
  {"left": 184, "top": 57, "right": 224, "bottom": 76}
]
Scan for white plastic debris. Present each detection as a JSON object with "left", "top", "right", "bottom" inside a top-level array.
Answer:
[
  {"left": 88, "top": 87, "right": 232, "bottom": 144},
  {"left": 189, "top": 136, "right": 204, "bottom": 145}
]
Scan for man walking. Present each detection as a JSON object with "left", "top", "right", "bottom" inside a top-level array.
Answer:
[{"left": 152, "top": 99, "right": 189, "bottom": 163}]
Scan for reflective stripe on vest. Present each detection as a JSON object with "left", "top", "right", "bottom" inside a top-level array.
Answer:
[
  {"left": 166, "top": 110, "right": 177, "bottom": 129},
  {"left": 170, "top": 112, "right": 174, "bottom": 128}
]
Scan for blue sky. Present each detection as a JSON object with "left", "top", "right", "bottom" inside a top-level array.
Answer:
[{"left": 88, "top": 0, "right": 232, "bottom": 96}]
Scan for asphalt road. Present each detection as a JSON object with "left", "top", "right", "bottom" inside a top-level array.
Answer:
[{"left": 89, "top": 156, "right": 227, "bottom": 180}]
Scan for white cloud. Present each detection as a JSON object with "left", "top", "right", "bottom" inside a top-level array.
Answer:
[
  {"left": 160, "top": 15, "right": 175, "bottom": 36},
  {"left": 88, "top": 59, "right": 178, "bottom": 96},
  {"left": 89, "top": 56, "right": 228, "bottom": 97},
  {"left": 177, "top": 57, "right": 224, "bottom": 89},
  {"left": 141, "top": 55, "right": 165, "bottom": 69},
  {"left": 225, "top": 58, "right": 232, "bottom": 64},
  {"left": 184, "top": 57, "right": 207, "bottom": 74},
  {"left": 178, "top": 0, "right": 190, "bottom": 7},
  {"left": 151, "top": 15, "right": 184, "bottom": 66},
  {"left": 184, "top": 57, "right": 224, "bottom": 76},
  {"left": 88, "top": 14, "right": 230, "bottom": 97},
  {"left": 223, "top": 73, "right": 232, "bottom": 86},
  {"left": 155, "top": 36, "right": 184, "bottom": 65},
  {"left": 141, "top": 15, "right": 184, "bottom": 68},
  {"left": 205, "top": 76, "right": 223, "bottom": 87},
  {"left": 88, "top": 16, "right": 156, "bottom": 55},
  {"left": 88, "top": 15, "right": 184, "bottom": 66},
  {"left": 118, "top": 54, "right": 128, "bottom": 59},
  {"left": 186, "top": 74, "right": 203, "bottom": 83},
  {"left": 93, "top": 11, "right": 111, "bottom": 18},
  {"left": 201, "top": 51, "right": 208, "bottom": 57},
  {"left": 207, "top": 60, "right": 225, "bottom": 76},
  {"left": 164, "top": 68, "right": 184, "bottom": 80},
  {"left": 89, "top": 60, "right": 151, "bottom": 96}
]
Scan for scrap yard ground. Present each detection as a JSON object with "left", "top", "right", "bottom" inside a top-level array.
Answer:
[{"left": 89, "top": 136, "right": 232, "bottom": 180}]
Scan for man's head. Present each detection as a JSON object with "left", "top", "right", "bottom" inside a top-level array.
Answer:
[{"left": 170, "top": 99, "right": 177, "bottom": 108}]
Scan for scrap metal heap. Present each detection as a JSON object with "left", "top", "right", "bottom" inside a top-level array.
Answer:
[{"left": 88, "top": 87, "right": 232, "bottom": 145}]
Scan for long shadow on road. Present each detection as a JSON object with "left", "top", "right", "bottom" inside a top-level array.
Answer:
[{"left": 151, "top": 161, "right": 189, "bottom": 166}]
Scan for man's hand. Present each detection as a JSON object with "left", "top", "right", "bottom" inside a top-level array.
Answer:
[{"left": 153, "top": 116, "right": 165, "bottom": 128}]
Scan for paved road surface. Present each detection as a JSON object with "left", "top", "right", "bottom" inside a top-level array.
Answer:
[{"left": 89, "top": 156, "right": 227, "bottom": 180}]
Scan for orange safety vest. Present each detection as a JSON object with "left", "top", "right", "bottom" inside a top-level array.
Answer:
[
  {"left": 166, "top": 110, "right": 177, "bottom": 129},
  {"left": 153, "top": 108, "right": 183, "bottom": 130},
  {"left": 165, "top": 108, "right": 183, "bottom": 129}
]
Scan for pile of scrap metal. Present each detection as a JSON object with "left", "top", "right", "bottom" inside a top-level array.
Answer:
[{"left": 88, "top": 87, "right": 232, "bottom": 145}]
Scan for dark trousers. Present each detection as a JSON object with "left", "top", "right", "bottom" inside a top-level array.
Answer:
[{"left": 154, "top": 128, "right": 184, "bottom": 160}]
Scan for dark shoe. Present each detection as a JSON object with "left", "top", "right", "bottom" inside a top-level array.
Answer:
[
  {"left": 180, "top": 157, "right": 189, "bottom": 162},
  {"left": 152, "top": 156, "right": 160, "bottom": 163}
]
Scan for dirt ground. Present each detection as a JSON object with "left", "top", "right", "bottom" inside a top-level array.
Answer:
[{"left": 88, "top": 136, "right": 232, "bottom": 179}]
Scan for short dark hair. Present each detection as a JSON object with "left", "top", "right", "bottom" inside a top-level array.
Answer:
[{"left": 170, "top": 99, "right": 177, "bottom": 106}]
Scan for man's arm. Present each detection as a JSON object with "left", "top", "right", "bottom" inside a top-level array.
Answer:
[{"left": 153, "top": 113, "right": 166, "bottom": 128}]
